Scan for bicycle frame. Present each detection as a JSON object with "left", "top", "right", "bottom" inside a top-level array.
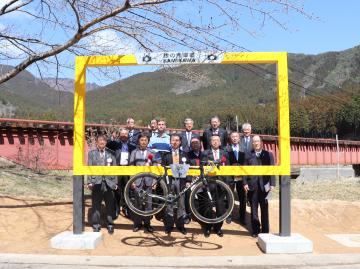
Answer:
[{"left": 147, "top": 165, "right": 215, "bottom": 205}]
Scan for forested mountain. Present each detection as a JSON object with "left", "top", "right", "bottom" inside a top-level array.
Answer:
[{"left": 1, "top": 45, "right": 360, "bottom": 139}]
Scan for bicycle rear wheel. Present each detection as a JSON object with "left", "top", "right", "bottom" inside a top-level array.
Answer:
[
  {"left": 189, "top": 179, "right": 234, "bottom": 224},
  {"left": 124, "top": 173, "right": 168, "bottom": 217}
]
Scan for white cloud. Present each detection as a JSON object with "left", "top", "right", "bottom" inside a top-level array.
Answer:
[{"left": 85, "top": 30, "right": 141, "bottom": 55}]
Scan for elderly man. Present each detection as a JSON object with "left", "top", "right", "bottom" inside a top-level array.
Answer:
[
  {"left": 149, "top": 119, "right": 158, "bottom": 137},
  {"left": 202, "top": 116, "right": 228, "bottom": 150},
  {"left": 180, "top": 118, "right": 200, "bottom": 153},
  {"left": 87, "top": 134, "right": 117, "bottom": 234},
  {"left": 243, "top": 135, "right": 275, "bottom": 237},
  {"left": 126, "top": 117, "right": 140, "bottom": 148},
  {"left": 200, "top": 135, "right": 230, "bottom": 237},
  {"left": 240, "top": 123, "right": 253, "bottom": 154},
  {"left": 227, "top": 131, "right": 247, "bottom": 225}
]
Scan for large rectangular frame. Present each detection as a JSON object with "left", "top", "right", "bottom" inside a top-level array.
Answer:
[{"left": 73, "top": 52, "right": 290, "bottom": 176}]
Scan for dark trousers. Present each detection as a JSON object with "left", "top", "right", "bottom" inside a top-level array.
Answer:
[
  {"left": 164, "top": 178, "right": 186, "bottom": 232},
  {"left": 131, "top": 186, "right": 152, "bottom": 227},
  {"left": 235, "top": 180, "right": 247, "bottom": 222},
  {"left": 91, "top": 181, "right": 115, "bottom": 228},
  {"left": 115, "top": 175, "right": 129, "bottom": 209},
  {"left": 199, "top": 178, "right": 226, "bottom": 233},
  {"left": 132, "top": 213, "right": 151, "bottom": 227},
  {"left": 248, "top": 187, "right": 269, "bottom": 234}
]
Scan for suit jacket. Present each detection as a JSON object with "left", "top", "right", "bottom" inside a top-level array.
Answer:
[
  {"left": 201, "top": 148, "right": 231, "bottom": 184},
  {"left": 161, "top": 149, "right": 191, "bottom": 182},
  {"left": 107, "top": 141, "right": 136, "bottom": 166},
  {"left": 240, "top": 136, "right": 253, "bottom": 154},
  {"left": 201, "top": 148, "right": 230, "bottom": 165},
  {"left": 87, "top": 148, "right": 117, "bottom": 189},
  {"left": 243, "top": 149, "right": 275, "bottom": 192},
  {"left": 227, "top": 144, "right": 246, "bottom": 165},
  {"left": 129, "top": 148, "right": 155, "bottom": 187},
  {"left": 187, "top": 150, "right": 202, "bottom": 166},
  {"left": 161, "top": 149, "right": 189, "bottom": 166},
  {"left": 202, "top": 127, "right": 228, "bottom": 150},
  {"left": 180, "top": 131, "right": 200, "bottom": 153},
  {"left": 128, "top": 129, "right": 141, "bottom": 148}
]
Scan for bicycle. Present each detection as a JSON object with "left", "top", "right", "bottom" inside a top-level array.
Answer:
[{"left": 124, "top": 162, "right": 234, "bottom": 224}]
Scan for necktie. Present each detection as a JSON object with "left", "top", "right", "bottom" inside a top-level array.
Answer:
[
  {"left": 233, "top": 146, "right": 238, "bottom": 161},
  {"left": 173, "top": 150, "right": 179, "bottom": 164},
  {"left": 214, "top": 150, "right": 219, "bottom": 161},
  {"left": 187, "top": 132, "right": 191, "bottom": 147}
]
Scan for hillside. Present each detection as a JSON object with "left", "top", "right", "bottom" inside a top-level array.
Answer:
[{"left": 1, "top": 45, "right": 360, "bottom": 137}]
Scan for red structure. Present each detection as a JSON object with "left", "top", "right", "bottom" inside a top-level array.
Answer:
[{"left": 1, "top": 118, "right": 360, "bottom": 170}]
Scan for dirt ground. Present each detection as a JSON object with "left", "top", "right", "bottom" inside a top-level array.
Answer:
[{"left": 1, "top": 196, "right": 360, "bottom": 256}]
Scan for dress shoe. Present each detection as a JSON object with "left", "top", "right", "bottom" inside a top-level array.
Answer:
[
  {"left": 216, "top": 230, "right": 224, "bottom": 237},
  {"left": 204, "top": 230, "right": 211, "bottom": 238},
  {"left": 93, "top": 226, "right": 101, "bottom": 232},
  {"left": 107, "top": 225, "right": 114, "bottom": 235},
  {"left": 184, "top": 217, "right": 191, "bottom": 225},
  {"left": 165, "top": 230, "right": 172, "bottom": 236},
  {"left": 178, "top": 228, "right": 187, "bottom": 235},
  {"left": 133, "top": 226, "right": 142, "bottom": 232},
  {"left": 144, "top": 225, "right": 154, "bottom": 233},
  {"left": 251, "top": 233, "right": 258, "bottom": 238}
]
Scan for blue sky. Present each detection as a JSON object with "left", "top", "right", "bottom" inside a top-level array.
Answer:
[{"left": 1, "top": 0, "right": 360, "bottom": 85}]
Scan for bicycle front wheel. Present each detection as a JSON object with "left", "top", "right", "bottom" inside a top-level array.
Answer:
[
  {"left": 189, "top": 179, "right": 234, "bottom": 224},
  {"left": 124, "top": 173, "right": 168, "bottom": 217}
]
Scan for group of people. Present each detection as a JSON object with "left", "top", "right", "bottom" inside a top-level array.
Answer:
[{"left": 87, "top": 116, "right": 275, "bottom": 238}]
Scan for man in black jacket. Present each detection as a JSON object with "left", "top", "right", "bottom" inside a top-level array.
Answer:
[
  {"left": 202, "top": 116, "right": 228, "bottom": 150},
  {"left": 106, "top": 129, "right": 136, "bottom": 218},
  {"left": 243, "top": 135, "right": 276, "bottom": 237},
  {"left": 160, "top": 133, "right": 189, "bottom": 235},
  {"left": 200, "top": 135, "right": 230, "bottom": 237},
  {"left": 227, "top": 131, "right": 247, "bottom": 225},
  {"left": 126, "top": 117, "right": 141, "bottom": 148},
  {"left": 180, "top": 118, "right": 200, "bottom": 153}
]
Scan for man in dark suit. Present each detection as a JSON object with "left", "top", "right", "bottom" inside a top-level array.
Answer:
[
  {"left": 200, "top": 135, "right": 230, "bottom": 237},
  {"left": 187, "top": 137, "right": 202, "bottom": 166},
  {"left": 240, "top": 123, "right": 253, "bottom": 154},
  {"left": 87, "top": 134, "right": 117, "bottom": 234},
  {"left": 160, "top": 133, "right": 189, "bottom": 235},
  {"left": 106, "top": 129, "right": 136, "bottom": 218},
  {"left": 184, "top": 136, "right": 202, "bottom": 223},
  {"left": 243, "top": 135, "right": 276, "bottom": 237},
  {"left": 180, "top": 118, "right": 200, "bottom": 153},
  {"left": 227, "top": 131, "right": 247, "bottom": 225},
  {"left": 202, "top": 116, "right": 228, "bottom": 150},
  {"left": 126, "top": 117, "right": 140, "bottom": 148}
]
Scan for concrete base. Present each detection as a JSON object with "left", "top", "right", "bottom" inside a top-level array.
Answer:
[
  {"left": 297, "top": 166, "right": 354, "bottom": 180},
  {"left": 50, "top": 231, "right": 102, "bottom": 250},
  {"left": 258, "top": 233, "right": 313, "bottom": 254}
]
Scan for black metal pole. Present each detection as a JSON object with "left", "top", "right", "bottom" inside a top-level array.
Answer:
[
  {"left": 279, "top": 175, "right": 291, "bottom": 236},
  {"left": 73, "top": 175, "right": 84, "bottom": 234}
]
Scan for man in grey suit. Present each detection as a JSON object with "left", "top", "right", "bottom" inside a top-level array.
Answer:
[
  {"left": 87, "top": 134, "right": 117, "bottom": 234},
  {"left": 240, "top": 123, "right": 253, "bottom": 153}
]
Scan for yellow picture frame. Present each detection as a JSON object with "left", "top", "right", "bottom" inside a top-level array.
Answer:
[{"left": 73, "top": 52, "right": 290, "bottom": 176}]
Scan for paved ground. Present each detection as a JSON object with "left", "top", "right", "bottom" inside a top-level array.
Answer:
[
  {"left": 1, "top": 197, "right": 360, "bottom": 256},
  {"left": 1, "top": 253, "right": 360, "bottom": 269}
]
